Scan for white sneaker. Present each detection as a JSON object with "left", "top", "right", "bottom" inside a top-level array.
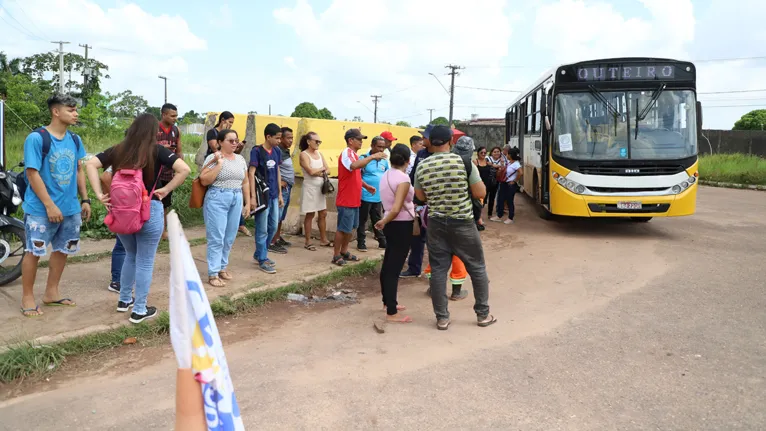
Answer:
[
  {"left": 489, "top": 216, "right": 502, "bottom": 223},
  {"left": 504, "top": 219, "right": 514, "bottom": 225}
]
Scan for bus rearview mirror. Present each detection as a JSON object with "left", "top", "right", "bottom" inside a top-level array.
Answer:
[{"left": 696, "top": 101, "right": 703, "bottom": 131}]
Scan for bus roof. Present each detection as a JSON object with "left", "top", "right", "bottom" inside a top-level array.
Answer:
[{"left": 506, "top": 57, "right": 692, "bottom": 111}]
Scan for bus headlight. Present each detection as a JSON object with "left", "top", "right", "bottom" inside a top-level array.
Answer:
[
  {"left": 553, "top": 171, "right": 586, "bottom": 194},
  {"left": 671, "top": 176, "right": 696, "bottom": 194},
  {"left": 672, "top": 185, "right": 682, "bottom": 194}
]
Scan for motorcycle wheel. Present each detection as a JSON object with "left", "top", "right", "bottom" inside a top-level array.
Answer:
[{"left": 0, "top": 223, "right": 25, "bottom": 286}]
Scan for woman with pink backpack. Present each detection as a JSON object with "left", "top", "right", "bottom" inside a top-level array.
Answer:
[{"left": 86, "top": 114, "right": 191, "bottom": 323}]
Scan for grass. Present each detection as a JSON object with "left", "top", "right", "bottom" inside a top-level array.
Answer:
[
  {"left": 699, "top": 154, "right": 766, "bottom": 186},
  {"left": 0, "top": 258, "right": 381, "bottom": 383}
]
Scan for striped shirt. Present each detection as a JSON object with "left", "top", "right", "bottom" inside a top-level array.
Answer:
[{"left": 414, "top": 152, "right": 481, "bottom": 220}]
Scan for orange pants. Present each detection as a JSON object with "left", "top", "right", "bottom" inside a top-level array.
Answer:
[{"left": 424, "top": 256, "right": 467, "bottom": 285}]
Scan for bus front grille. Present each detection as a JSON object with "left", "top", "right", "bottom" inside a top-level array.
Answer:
[
  {"left": 588, "top": 203, "right": 671, "bottom": 214},
  {"left": 587, "top": 186, "right": 669, "bottom": 193},
  {"left": 578, "top": 164, "right": 685, "bottom": 176}
]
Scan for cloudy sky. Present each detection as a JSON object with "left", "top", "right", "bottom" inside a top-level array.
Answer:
[{"left": 1, "top": 0, "right": 764, "bottom": 129}]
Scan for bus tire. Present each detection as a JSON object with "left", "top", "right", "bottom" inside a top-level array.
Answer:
[
  {"left": 631, "top": 217, "right": 652, "bottom": 222},
  {"left": 533, "top": 173, "right": 551, "bottom": 220}
]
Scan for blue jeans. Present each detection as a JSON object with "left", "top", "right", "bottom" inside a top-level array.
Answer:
[
  {"left": 204, "top": 188, "right": 243, "bottom": 277},
  {"left": 253, "top": 197, "right": 279, "bottom": 263},
  {"left": 117, "top": 200, "right": 164, "bottom": 315},
  {"left": 111, "top": 237, "right": 125, "bottom": 283},
  {"left": 496, "top": 182, "right": 519, "bottom": 220},
  {"left": 280, "top": 183, "right": 292, "bottom": 222}
]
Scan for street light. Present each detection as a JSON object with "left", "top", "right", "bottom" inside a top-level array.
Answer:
[
  {"left": 428, "top": 72, "right": 450, "bottom": 95},
  {"left": 158, "top": 75, "right": 167, "bottom": 104}
]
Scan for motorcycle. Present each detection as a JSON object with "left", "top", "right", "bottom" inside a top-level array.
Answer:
[{"left": 0, "top": 162, "right": 26, "bottom": 286}]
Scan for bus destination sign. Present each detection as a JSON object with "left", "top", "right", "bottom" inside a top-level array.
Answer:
[{"left": 576, "top": 64, "right": 677, "bottom": 82}]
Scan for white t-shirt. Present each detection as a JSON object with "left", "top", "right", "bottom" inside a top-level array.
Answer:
[
  {"left": 506, "top": 160, "right": 522, "bottom": 182},
  {"left": 406, "top": 151, "right": 417, "bottom": 175}
]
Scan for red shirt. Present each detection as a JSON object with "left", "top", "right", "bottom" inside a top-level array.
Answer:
[
  {"left": 157, "top": 123, "right": 180, "bottom": 181},
  {"left": 336, "top": 147, "right": 362, "bottom": 208}
]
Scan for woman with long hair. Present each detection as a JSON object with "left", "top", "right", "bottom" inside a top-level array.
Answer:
[
  {"left": 199, "top": 129, "right": 250, "bottom": 287},
  {"left": 206, "top": 111, "right": 234, "bottom": 157},
  {"left": 492, "top": 146, "right": 523, "bottom": 224},
  {"left": 86, "top": 114, "right": 191, "bottom": 324},
  {"left": 374, "top": 143, "right": 414, "bottom": 323},
  {"left": 298, "top": 132, "right": 331, "bottom": 250},
  {"left": 484, "top": 146, "right": 504, "bottom": 216}
]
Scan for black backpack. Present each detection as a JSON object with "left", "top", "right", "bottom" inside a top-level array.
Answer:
[{"left": 16, "top": 127, "right": 82, "bottom": 201}]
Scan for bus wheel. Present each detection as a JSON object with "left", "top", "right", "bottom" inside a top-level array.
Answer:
[
  {"left": 534, "top": 174, "right": 551, "bottom": 220},
  {"left": 631, "top": 217, "right": 652, "bottom": 222}
]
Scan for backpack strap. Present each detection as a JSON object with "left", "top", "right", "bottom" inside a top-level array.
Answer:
[
  {"left": 33, "top": 127, "right": 52, "bottom": 160},
  {"left": 256, "top": 145, "right": 269, "bottom": 180}
]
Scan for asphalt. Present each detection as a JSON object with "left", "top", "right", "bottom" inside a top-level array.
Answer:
[{"left": 1, "top": 186, "right": 764, "bottom": 430}]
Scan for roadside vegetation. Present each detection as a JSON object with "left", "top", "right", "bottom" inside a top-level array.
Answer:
[{"left": 699, "top": 154, "right": 766, "bottom": 186}]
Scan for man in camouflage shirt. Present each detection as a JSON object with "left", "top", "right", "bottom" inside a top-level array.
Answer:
[{"left": 414, "top": 125, "right": 496, "bottom": 330}]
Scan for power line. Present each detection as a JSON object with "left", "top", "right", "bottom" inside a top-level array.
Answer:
[
  {"left": 0, "top": 6, "right": 44, "bottom": 40},
  {"left": 698, "top": 97, "right": 766, "bottom": 102},
  {"left": 456, "top": 85, "right": 520, "bottom": 93},
  {"left": 703, "top": 104, "right": 766, "bottom": 108},
  {"left": 7, "top": 0, "right": 49, "bottom": 40},
  {"left": 699, "top": 89, "right": 766, "bottom": 95}
]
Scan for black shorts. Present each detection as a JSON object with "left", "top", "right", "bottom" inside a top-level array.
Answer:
[{"left": 159, "top": 180, "right": 173, "bottom": 208}]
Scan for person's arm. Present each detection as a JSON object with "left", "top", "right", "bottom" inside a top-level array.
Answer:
[
  {"left": 241, "top": 168, "right": 251, "bottom": 217},
  {"left": 248, "top": 166, "right": 257, "bottom": 211},
  {"left": 413, "top": 169, "right": 427, "bottom": 203},
  {"left": 362, "top": 180, "right": 376, "bottom": 195},
  {"left": 277, "top": 167, "right": 284, "bottom": 207},
  {"left": 468, "top": 163, "right": 486, "bottom": 199},
  {"left": 207, "top": 130, "right": 218, "bottom": 153},
  {"left": 76, "top": 154, "right": 91, "bottom": 221},
  {"left": 155, "top": 148, "right": 191, "bottom": 200},
  {"left": 376, "top": 182, "right": 410, "bottom": 229},
  {"left": 300, "top": 152, "right": 322, "bottom": 176},
  {"left": 86, "top": 152, "right": 111, "bottom": 208},
  {"left": 176, "top": 130, "right": 183, "bottom": 157},
  {"left": 199, "top": 155, "right": 223, "bottom": 186},
  {"left": 23, "top": 134, "right": 62, "bottom": 222}
]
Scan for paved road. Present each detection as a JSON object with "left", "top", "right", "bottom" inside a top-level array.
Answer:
[{"left": 1, "top": 186, "right": 764, "bottom": 430}]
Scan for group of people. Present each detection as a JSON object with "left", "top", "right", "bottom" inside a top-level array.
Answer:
[{"left": 18, "top": 95, "right": 520, "bottom": 329}]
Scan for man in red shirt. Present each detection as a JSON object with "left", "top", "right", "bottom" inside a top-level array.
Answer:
[
  {"left": 157, "top": 103, "right": 182, "bottom": 238},
  {"left": 333, "top": 128, "right": 384, "bottom": 266}
]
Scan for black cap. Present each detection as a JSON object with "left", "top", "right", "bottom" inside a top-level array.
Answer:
[
  {"left": 429, "top": 125, "right": 453, "bottom": 146},
  {"left": 344, "top": 128, "right": 367, "bottom": 141}
]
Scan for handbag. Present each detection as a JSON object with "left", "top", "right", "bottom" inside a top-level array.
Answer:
[
  {"left": 385, "top": 175, "right": 420, "bottom": 236},
  {"left": 321, "top": 171, "right": 335, "bottom": 195},
  {"left": 189, "top": 177, "right": 207, "bottom": 209}
]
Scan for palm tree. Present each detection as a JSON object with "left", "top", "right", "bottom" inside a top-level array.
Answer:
[{"left": 0, "top": 52, "right": 21, "bottom": 75}]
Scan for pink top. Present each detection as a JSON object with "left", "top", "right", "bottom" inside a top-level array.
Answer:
[{"left": 379, "top": 169, "right": 415, "bottom": 221}]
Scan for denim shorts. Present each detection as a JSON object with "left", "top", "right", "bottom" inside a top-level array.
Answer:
[
  {"left": 336, "top": 206, "right": 359, "bottom": 234},
  {"left": 280, "top": 183, "right": 292, "bottom": 222},
  {"left": 24, "top": 213, "right": 82, "bottom": 257}
]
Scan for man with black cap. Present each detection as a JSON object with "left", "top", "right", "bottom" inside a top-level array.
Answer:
[
  {"left": 332, "top": 128, "right": 385, "bottom": 266},
  {"left": 414, "top": 125, "right": 496, "bottom": 330}
]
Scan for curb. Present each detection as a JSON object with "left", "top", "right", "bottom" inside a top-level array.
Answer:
[
  {"left": 700, "top": 181, "right": 766, "bottom": 191},
  {"left": 0, "top": 255, "right": 381, "bottom": 354}
]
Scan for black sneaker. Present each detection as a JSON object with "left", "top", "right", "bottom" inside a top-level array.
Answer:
[
  {"left": 268, "top": 244, "right": 288, "bottom": 254},
  {"left": 357, "top": 244, "right": 368, "bottom": 252},
  {"left": 399, "top": 270, "right": 420, "bottom": 279},
  {"left": 378, "top": 242, "right": 387, "bottom": 249},
  {"left": 276, "top": 237, "right": 292, "bottom": 247},
  {"left": 108, "top": 281, "right": 121, "bottom": 293},
  {"left": 129, "top": 306, "right": 158, "bottom": 324},
  {"left": 117, "top": 298, "right": 135, "bottom": 312}
]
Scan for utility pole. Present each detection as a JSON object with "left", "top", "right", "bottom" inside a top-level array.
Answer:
[
  {"left": 269, "top": 104, "right": 271, "bottom": 115},
  {"left": 158, "top": 76, "right": 167, "bottom": 104},
  {"left": 427, "top": 108, "right": 435, "bottom": 123},
  {"left": 446, "top": 64, "right": 463, "bottom": 127},
  {"left": 52, "top": 41, "right": 70, "bottom": 94},
  {"left": 371, "top": 95, "right": 382, "bottom": 123},
  {"left": 79, "top": 44, "right": 91, "bottom": 88}
]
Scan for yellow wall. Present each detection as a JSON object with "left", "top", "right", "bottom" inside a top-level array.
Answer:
[{"left": 208, "top": 113, "right": 421, "bottom": 178}]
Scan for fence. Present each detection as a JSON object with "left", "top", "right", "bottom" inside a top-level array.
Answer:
[
  {"left": 179, "top": 123, "right": 205, "bottom": 136},
  {"left": 459, "top": 124, "right": 766, "bottom": 157}
]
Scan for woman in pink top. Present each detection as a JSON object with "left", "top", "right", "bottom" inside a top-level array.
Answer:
[{"left": 375, "top": 144, "right": 416, "bottom": 323}]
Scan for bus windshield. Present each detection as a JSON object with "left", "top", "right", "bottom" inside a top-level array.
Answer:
[{"left": 554, "top": 90, "right": 697, "bottom": 160}]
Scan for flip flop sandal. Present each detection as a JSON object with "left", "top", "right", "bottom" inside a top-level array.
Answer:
[
  {"left": 21, "top": 305, "right": 42, "bottom": 317},
  {"left": 437, "top": 319, "right": 451, "bottom": 330},
  {"left": 218, "top": 271, "right": 233, "bottom": 281},
  {"left": 450, "top": 289, "right": 469, "bottom": 301},
  {"left": 209, "top": 277, "right": 226, "bottom": 287},
  {"left": 320, "top": 242, "right": 334, "bottom": 248},
  {"left": 342, "top": 252, "right": 360, "bottom": 262},
  {"left": 332, "top": 256, "right": 347, "bottom": 266},
  {"left": 386, "top": 315, "right": 413, "bottom": 323},
  {"left": 305, "top": 244, "right": 318, "bottom": 251},
  {"left": 477, "top": 315, "right": 498, "bottom": 327},
  {"left": 382, "top": 305, "right": 407, "bottom": 311},
  {"left": 43, "top": 298, "right": 76, "bottom": 307}
]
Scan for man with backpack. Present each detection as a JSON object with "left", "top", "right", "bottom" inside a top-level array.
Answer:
[
  {"left": 414, "top": 125, "right": 495, "bottom": 330},
  {"left": 249, "top": 123, "right": 284, "bottom": 274},
  {"left": 19, "top": 94, "right": 90, "bottom": 317},
  {"left": 157, "top": 103, "right": 183, "bottom": 239}
]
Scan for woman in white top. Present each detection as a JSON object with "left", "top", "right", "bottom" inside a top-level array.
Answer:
[
  {"left": 199, "top": 129, "right": 250, "bottom": 287},
  {"left": 299, "top": 132, "right": 331, "bottom": 251},
  {"left": 490, "top": 146, "right": 523, "bottom": 224}
]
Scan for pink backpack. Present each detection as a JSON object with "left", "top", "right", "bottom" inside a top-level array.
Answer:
[{"left": 104, "top": 168, "right": 161, "bottom": 235}]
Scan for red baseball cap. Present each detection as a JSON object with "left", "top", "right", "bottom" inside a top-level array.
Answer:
[{"left": 380, "top": 131, "right": 397, "bottom": 141}]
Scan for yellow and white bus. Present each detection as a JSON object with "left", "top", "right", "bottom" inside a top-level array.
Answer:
[{"left": 506, "top": 58, "right": 702, "bottom": 221}]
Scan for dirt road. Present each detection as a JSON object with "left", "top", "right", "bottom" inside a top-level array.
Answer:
[{"left": 1, "top": 187, "right": 764, "bottom": 430}]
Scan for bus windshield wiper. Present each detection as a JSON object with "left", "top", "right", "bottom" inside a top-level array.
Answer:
[
  {"left": 635, "top": 83, "right": 666, "bottom": 139},
  {"left": 588, "top": 85, "right": 620, "bottom": 118}
]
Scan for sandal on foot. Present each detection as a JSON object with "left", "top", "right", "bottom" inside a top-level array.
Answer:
[
  {"left": 21, "top": 305, "right": 43, "bottom": 317},
  {"left": 43, "top": 298, "right": 75, "bottom": 307},
  {"left": 436, "top": 318, "right": 451, "bottom": 330},
  {"left": 450, "top": 289, "right": 469, "bottom": 301},
  {"left": 342, "top": 252, "right": 360, "bottom": 262},
  {"left": 304, "top": 244, "right": 317, "bottom": 251},
  {"left": 477, "top": 314, "right": 497, "bottom": 327},
  {"left": 218, "top": 271, "right": 233, "bottom": 281},
  {"left": 383, "top": 305, "right": 407, "bottom": 311},
  {"left": 386, "top": 314, "right": 413, "bottom": 323},
  {"left": 332, "top": 255, "right": 347, "bottom": 266},
  {"left": 209, "top": 277, "right": 226, "bottom": 287},
  {"left": 238, "top": 227, "right": 252, "bottom": 237},
  {"left": 320, "top": 241, "right": 334, "bottom": 248}
]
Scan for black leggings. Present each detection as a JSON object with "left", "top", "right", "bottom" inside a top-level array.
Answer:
[
  {"left": 380, "top": 221, "right": 413, "bottom": 315},
  {"left": 484, "top": 181, "right": 498, "bottom": 215}
]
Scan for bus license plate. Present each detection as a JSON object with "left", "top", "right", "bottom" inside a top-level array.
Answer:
[{"left": 617, "top": 201, "right": 642, "bottom": 210}]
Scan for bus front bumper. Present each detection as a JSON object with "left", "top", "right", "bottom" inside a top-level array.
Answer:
[{"left": 550, "top": 183, "right": 698, "bottom": 217}]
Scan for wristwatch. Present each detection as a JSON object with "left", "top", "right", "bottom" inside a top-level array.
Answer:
[{"left": 81, "top": 199, "right": 91, "bottom": 205}]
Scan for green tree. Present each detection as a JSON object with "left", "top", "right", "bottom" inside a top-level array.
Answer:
[
  {"left": 318, "top": 107, "right": 335, "bottom": 120},
  {"left": 180, "top": 110, "right": 204, "bottom": 124},
  {"left": 395, "top": 120, "right": 411, "bottom": 127},
  {"left": 2, "top": 74, "right": 50, "bottom": 131},
  {"left": 0, "top": 52, "right": 22, "bottom": 97},
  {"left": 733, "top": 110, "right": 766, "bottom": 130},
  {"left": 432, "top": 116, "right": 449, "bottom": 126},
  {"left": 20, "top": 52, "right": 110, "bottom": 102},
  {"left": 145, "top": 106, "right": 162, "bottom": 119},
  {"left": 110, "top": 90, "right": 149, "bottom": 118},
  {"left": 291, "top": 102, "right": 335, "bottom": 119}
]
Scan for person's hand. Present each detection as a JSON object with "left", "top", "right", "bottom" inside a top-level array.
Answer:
[
  {"left": 154, "top": 187, "right": 170, "bottom": 201},
  {"left": 281, "top": 180, "right": 288, "bottom": 188},
  {"left": 97, "top": 192, "right": 111, "bottom": 209},
  {"left": 213, "top": 151, "right": 224, "bottom": 162},
  {"left": 81, "top": 202, "right": 92, "bottom": 222},
  {"left": 374, "top": 220, "right": 386, "bottom": 231},
  {"left": 242, "top": 205, "right": 250, "bottom": 218},
  {"left": 278, "top": 196, "right": 284, "bottom": 208},
  {"left": 372, "top": 152, "right": 385, "bottom": 160},
  {"left": 45, "top": 204, "right": 63, "bottom": 224},
  {"left": 363, "top": 184, "right": 376, "bottom": 195}
]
